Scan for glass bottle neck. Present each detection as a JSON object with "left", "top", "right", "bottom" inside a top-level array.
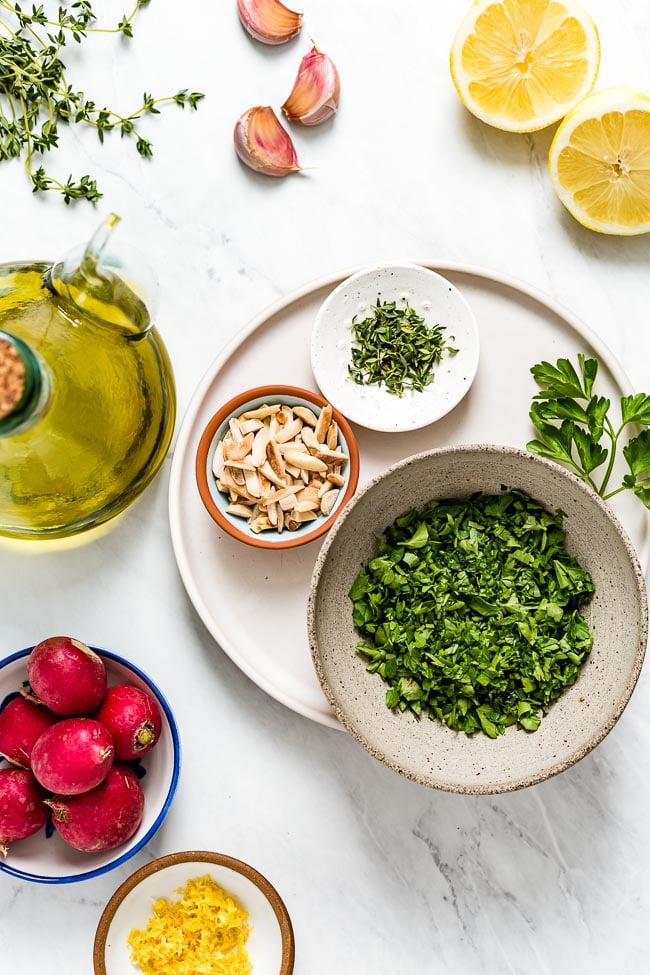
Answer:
[{"left": 0, "top": 331, "right": 46, "bottom": 435}]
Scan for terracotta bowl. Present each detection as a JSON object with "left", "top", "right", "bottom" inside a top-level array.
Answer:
[
  {"left": 196, "top": 385, "right": 359, "bottom": 549},
  {"left": 93, "top": 850, "right": 295, "bottom": 975},
  {"left": 308, "top": 445, "right": 648, "bottom": 794},
  {"left": 0, "top": 646, "right": 180, "bottom": 883}
]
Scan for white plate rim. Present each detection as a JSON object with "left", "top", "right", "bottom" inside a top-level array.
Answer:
[{"left": 168, "top": 260, "right": 648, "bottom": 728}]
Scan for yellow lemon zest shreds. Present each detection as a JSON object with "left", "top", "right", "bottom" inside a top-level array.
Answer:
[{"left": 128, "top": 874, "right": 252, "bottom": 975}]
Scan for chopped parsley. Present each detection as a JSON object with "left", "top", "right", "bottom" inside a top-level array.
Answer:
[{"left": 348, "top": 491, "right": 594, "bottom": 737}]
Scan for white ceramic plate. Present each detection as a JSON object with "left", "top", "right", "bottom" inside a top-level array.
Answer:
[
  {"left": 168, "top": 261, "right": 650, "bottom": 729},
  {"left": 311, "top": 263, "right": 480, "bottom": 431},
  {"left": 93, "top": 852, "right": 294, "bottom": 975}
]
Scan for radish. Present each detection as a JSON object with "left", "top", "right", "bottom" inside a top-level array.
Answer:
[
  {"left": 31, "top": 718, "right": 114, "bottom": 795},
  {"left": 46, "top": 764, "right": 145, "bottom": 853},
  {"left": 0, "top": 768, "right": 48, "bottom": 856},
  {"left": 0, "top": 696, "right": 58, "bottom": 769},
  {"left": 94, "top": 685, "right": 162, "bottom": 760},
  {"left": 26, "top": 636, "right": 107, "bottom": 715}
]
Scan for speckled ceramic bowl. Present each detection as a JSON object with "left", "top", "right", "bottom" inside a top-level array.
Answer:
[
  {"left": 196, "top": 385, "right": 359, "bottom": 550},
  {"left": 308, "top": 445, "right": 648, "bottom": 794},
  {"left": 93, "top": 851, "right": 295, "bottom": 975}
]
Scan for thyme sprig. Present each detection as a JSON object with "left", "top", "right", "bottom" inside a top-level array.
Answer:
[{"left": 0, "top": 0, "right": 204, "bottom": 203}]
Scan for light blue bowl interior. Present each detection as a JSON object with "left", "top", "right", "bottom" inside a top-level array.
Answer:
[{"left": 206, "top": 392, "right": 351, "bottom": 542}]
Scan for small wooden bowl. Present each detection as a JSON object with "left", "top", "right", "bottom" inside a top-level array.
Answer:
[
  {"left": 93, "top": 850, "right": 295, "bottom": 975},
  {"left": 196, "top": 385, "right": 360, "bottom": 550}
]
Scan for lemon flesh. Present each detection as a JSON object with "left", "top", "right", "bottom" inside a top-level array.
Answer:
[
  {"left": 549, "top": 86, "right": 650, "bottom": 235},
  {"left": 450, "top": 0, "right": 600, "bottom": 132}
]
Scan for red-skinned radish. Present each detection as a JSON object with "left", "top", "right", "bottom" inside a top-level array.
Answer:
[
  {"left": 0, "top": 696, "right": 58, "bottom": 769},
  {"left": 31, "top": 718, "right": 113, "bottom": 795},
  {"left": 0, "top": 768, "right": 48, "bottom": 856},
  {"left": 46, "top": 764, "right": 144, "bottom": 853},
  {"left": 26, "top": 636, "right": 107, "bottom": 716},
  {"left": 94, "top": 685, "right": 162, "bottom": 761}
]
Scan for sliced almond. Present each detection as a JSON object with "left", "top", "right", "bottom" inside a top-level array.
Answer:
[
  {"left": 283, "top": 450, "right": 328, "bottom": 473},
  {"left": 225, "top": 460, "right": 256, "bottom": 472},
  {"left": 266, "top": 440, "right": 286, "bottom": 479},
  {"left": 239, "top": 418, "right": 264, "bottom": 434},
  {"left": 267, "top": 500, "right": 278, "bottom": 526},
  {"left": 277, "top": 506, "right": 285, "bottom": 533},
  {"left": 295, "top": 499, "right": 319, "bottom": 513},
  {"left": 314, "top": 404, "right": 332, "bottom": 443},
  {"left": 244, "top": 469, "right": 262, "bottom": 498},
  {"left": 275, "top": 418, "right": 303, "bottom": 444},
  {"left": 320, "top": 489, "right": 339, "bottom": 516},
  {"left": 327, "top": 472, "right": 345, "bottom": 487},
  {"left": 240, "top": 404, "right": 280, "bottom": 421},
  {"left": 298, "top": 510, "right": 318, "bottom": 522},
  {"left": 279, "top": 492, "right": 299, "bottom": 512},
  {"left": 277, "top": 440, "right": 308, "bottom": 454},
  {"left": 250, "top": 514, "right": 273, "bottom": 534},
  {"left": 226, "top": 502, "right": 254, "bottom": 519},
  {"left": 251, "top": 426, "right": 270, "bottom": 467},
  {"left": 326, "top": 421, "right": 338, "bottom": 451},
  {"left": 228, "top": 432, "right": 254, "bottom": 461},
  {"left": 293, "top": 406, "right": 318, "bottom": 427},
  {"left": 212, "top": 440, "right": 225, "bottom": 479},
  {"left": 276, "top": 405, "right": 293, "bottom": 426},
  {"left": 314, "top": 447, "right": 349, "bottom": 467},
  {"left": 267, "top": 485, "right": 299, "bottom": 504},
  {"left": 259, "top": 461, "right": 286, "bottom": 490},
  {"left": 285, "top": 463, "right": 301, "bottom": 478},
  {"left": 225, "top": 467, "right": 246, "bottom": 488},
  {"left": 228, "top": 417, "right": 243, "bottom": 442},
  {"left": 301, "top": 426, "right": 320, "bottom": 452},
  {"left": 286, "top": 510, "right": 301, "bottom": 531}
]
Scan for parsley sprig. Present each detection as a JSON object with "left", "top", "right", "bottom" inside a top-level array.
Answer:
[
  {"left": 0, "top": 0, "right": 204, "bottom": 203},
  {"left": 348, "top": 297, "right": 457, "bottom": 397},
  {"left": 527, "top": 354, "right": 650, "bottom": 507},
  {"left": 349, "top": 492, "right": 594, "bottom": 737}
]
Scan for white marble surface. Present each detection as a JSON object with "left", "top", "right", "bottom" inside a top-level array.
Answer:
[{"left": 2, "top": 0, "right": 650, "bottom": 971}]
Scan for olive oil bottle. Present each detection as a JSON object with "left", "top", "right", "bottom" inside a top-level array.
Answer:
[{"left": 0, "top": 215, "right": 175, "bottom": 539}]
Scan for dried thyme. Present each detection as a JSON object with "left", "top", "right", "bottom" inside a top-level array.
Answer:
[{"left": 347, "top": 297, "right": 457, "bottom": 397}]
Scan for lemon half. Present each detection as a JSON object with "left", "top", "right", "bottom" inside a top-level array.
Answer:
[
  {"left": 548, "top": 86, "right": 650, "bottom": 235},
  {"left": 450, "top": 0, "right": 600, "bottom": 133}
]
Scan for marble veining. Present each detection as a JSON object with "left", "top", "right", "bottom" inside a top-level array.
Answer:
[{"left": 2, "top": 0, "right": 650, "bottom": 972}]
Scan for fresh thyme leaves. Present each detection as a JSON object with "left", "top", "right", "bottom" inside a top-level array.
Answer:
[
  {"left": 348, "top": 297, "right": 457, "bottom": 397},
  {"left": 0, "top": 0, "right": 204, "bottom": 203},
  {"left": 527, "top": 354, "right": 650, "bottom": 508},
  {"left": 348, "top": 491, "right": 594, "bottom": 738}
]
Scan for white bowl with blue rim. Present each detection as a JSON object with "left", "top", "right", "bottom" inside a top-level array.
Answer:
[{"left": 0, "top": 645, "right": 180, "bottom": 884}]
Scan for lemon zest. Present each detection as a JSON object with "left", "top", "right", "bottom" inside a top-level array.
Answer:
[{"left": 128, "top": 874, "right": 252, "bottom": 975}]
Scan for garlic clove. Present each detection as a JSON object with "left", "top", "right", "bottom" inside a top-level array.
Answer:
[
  {"left": 234, "top": 106, "right": 301, "bottom": 177},
  {"left": 237, "top": 0, "right": 303, "bottom": 45},
  {"left": 281, "top": 46, "right": 340, "bottom": 126}
]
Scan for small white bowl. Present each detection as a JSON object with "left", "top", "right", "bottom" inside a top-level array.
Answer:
[
  {"left": 0, "top": 646, "right": 180, "bottom": 884},
  {"left": 94, "top": 851, "right": 295, "bottom": 975},
  {"left": 311, "top": 262, "right": 480, "bottom": 432}
]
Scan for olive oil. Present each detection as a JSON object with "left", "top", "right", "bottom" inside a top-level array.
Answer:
[{"left": 0, "top": 220, "right": 175, "bottom": 539}]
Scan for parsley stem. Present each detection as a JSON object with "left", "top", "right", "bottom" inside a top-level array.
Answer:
[{"left": 597, "top": 416, "right": 619, "bottom": 495}]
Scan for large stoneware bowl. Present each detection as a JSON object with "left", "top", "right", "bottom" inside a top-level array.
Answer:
[{"left": 308, "top": 445, "right": 648, "bottom": 794}]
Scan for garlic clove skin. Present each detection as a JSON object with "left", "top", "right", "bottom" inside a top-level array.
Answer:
[
  {"left": 237, "top": 0, "right": 303, "bottom": 45},
  {"left": 234, "top": 106, "right": 301, "bottom": 177},
  {"left": 282, "top": 46, "right": 341, "bottom": 126}
]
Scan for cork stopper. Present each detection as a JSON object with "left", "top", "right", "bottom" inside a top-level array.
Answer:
[{"left": 0, "top": 338, "right": 26, "bottom": 420}]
